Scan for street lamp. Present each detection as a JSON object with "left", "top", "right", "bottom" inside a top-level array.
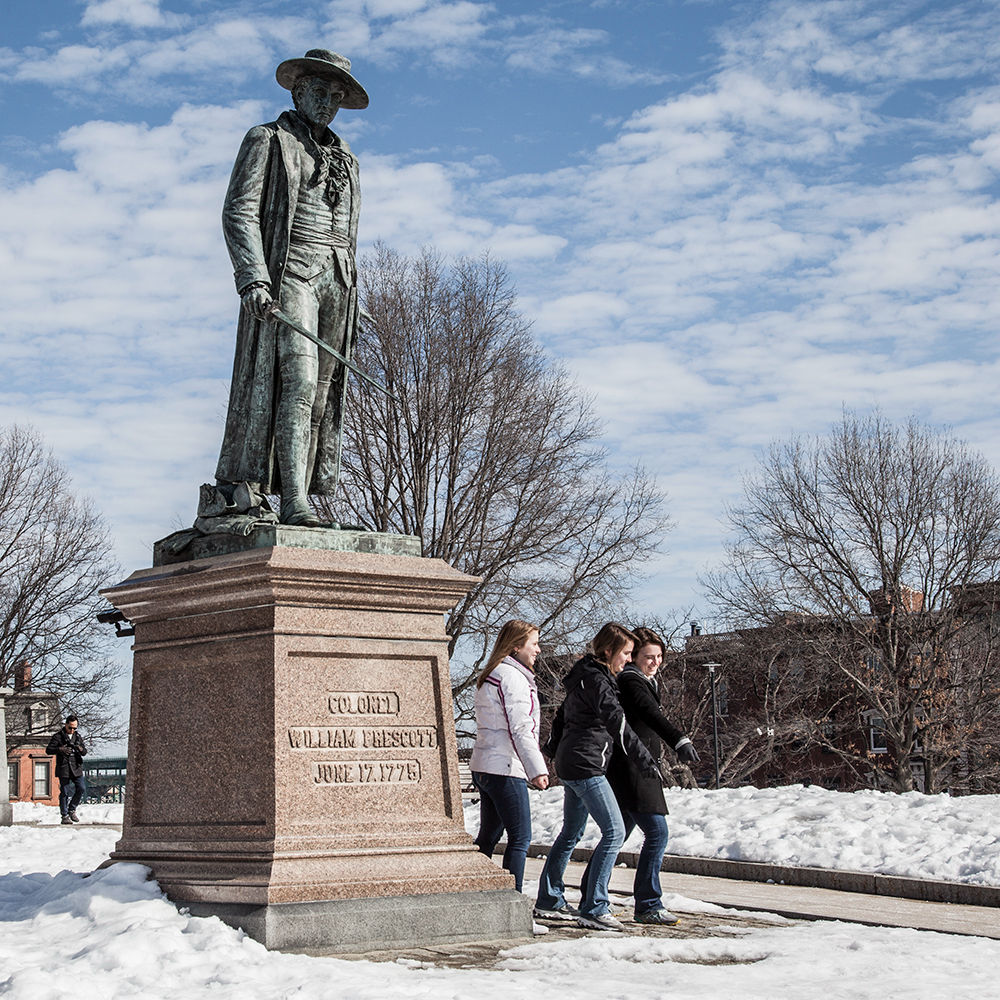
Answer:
[{"left": 704, "top": 662, "right": 722, "bottom": 789}]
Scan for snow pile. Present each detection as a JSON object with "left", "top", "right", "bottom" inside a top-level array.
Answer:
[
  {"left": 3, "top": 800, "right": 1000, "bottom": 999},
  {"left": 465, "top": 785, "right": 1000, "bottom": 886},
  {"left": 1, "top": 823, "right": 121, "bottom": 875},
  {"left": 2, "top": 846, "right": 1000, "bottom": 999}
]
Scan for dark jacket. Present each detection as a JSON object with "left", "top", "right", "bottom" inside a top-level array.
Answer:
[
  {"left": 543, "top": 654, "right": 660, "bottom": 782},
  {"left": 606, "top": 664, "right": 685, "bottom": 814},
  {"left": 46, "top": 729, "right": 87, "bottom": 780}
]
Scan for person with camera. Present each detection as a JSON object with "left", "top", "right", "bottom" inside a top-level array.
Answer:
[{"left": 46, "top": 715, "right": 88, "bottom": 824}]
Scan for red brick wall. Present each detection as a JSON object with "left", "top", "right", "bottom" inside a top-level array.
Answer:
[{"left": 7, "top": 747, "right": 59, "bottom": 807}]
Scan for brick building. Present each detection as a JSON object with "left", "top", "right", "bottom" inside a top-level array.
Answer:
[
  {"left": 681, "top": 581, "right": 1000, "bottom": 794},
  {"left": 4, "top": 663, "right": 63, "bottom": 807}
]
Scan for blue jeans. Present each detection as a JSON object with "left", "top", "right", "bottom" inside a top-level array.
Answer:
[
  {"left": 580, "top": 809, "right": 670, "bottom": 913},
  {"left": 472, "top": 771, "right": 532, "bottom": 892},
  {"left": 627, "top": 811, "right": 670, "bottom": 914},
  {"left": 535, "top": 775, "right": 625, "bottom": 918},
  {"left": 59, "top": 774, "right": 87, "bottom": 816}
]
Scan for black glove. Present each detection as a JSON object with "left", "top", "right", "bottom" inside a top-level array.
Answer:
[{"left": 676, "top": 741, "right": 700, "bottom": 764}]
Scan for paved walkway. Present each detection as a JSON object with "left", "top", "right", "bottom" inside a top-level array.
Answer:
[
  {"left": 340, "top": 856, "right": 999, "bottom": 967},
  {"left": 341, "top": 876, "right": 791, "bottom": 966},
  {"left": 527, "top": 856, "right": 1000, "bottom": 940}
]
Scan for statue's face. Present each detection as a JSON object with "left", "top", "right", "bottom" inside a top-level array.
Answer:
[{"left": 296, "top": 76, "right": 346, "bottom": 127}]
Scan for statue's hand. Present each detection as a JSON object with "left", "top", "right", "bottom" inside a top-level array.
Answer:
[{"left": 241, "top": 284, "right": 273, "bottom": 321}]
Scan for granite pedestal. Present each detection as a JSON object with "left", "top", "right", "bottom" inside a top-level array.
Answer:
[{"left": 101, "top": 533, "right": 532, "bottom": 952}]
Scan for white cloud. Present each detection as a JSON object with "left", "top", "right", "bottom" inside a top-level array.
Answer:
[
  {"left": 5, "top": 18, "right": 315, "bottom": 96},
  {"left": 0, "top": 93, "right": 567, "bottom": 577},
  {"left": 3, "top": 0, "right": 679, "bottom": 100},
  {"left": 504, "top": 25, "right": 605, "bottom": 70},
  {"left": 81, "top": 0, "right": 185, "bottom": 30},
  {"left": 0, "top": 101, "right": 262, "bottom": 570},
  {"left": 323, "top": 0, "right": 493, "bottom": 68},
  {"left": 6, "top": 0, "right": 1000, "bottom": 632},
  {"left": 718, "top": 0, "right": 1000, "bottom": 86},
  {"left": 12, "top": 42, "right": 135, "bottom": 85},
  {"left": 499, "top": 16, "right": 670, "bottom": 86}
]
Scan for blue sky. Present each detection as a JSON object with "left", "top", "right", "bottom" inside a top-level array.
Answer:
[{"left": 4, "top": 0, "right": 1000, "bottom": 735}]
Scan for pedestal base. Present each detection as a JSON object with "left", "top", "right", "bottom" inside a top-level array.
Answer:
[
  {"left": 0, "top": 802, "right": 11, "bottom": 827},
  {"left": 101, "top": 541, "right": 533, "bottom": 953},
  {"left": 187, "top": 889, "right": 533, "bottom": 953}
]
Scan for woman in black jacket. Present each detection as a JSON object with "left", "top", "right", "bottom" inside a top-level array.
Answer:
[
  {"left": 534, "top": 623, "right": 661, "bottom": 932},
  {"left": 600, "top": 626, "right": 699, "bottom": 924}
]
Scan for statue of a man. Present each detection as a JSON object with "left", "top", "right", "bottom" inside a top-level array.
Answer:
[{"left": 215, "top": 49, "right": 368, "bottom": 527}]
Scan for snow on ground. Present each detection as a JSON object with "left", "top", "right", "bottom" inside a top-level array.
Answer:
[
  {"left": 13, "top": 801, "right": 124, "bottom": 826},
  {"left": 7, "top": 802, "right": 123, "bottom": 875},
  {"left": 465, "top": 784, "right": 1000, "bottom": 886},
  {"left": 3, "top": 792, "right": 1000, "bottom": 999}
]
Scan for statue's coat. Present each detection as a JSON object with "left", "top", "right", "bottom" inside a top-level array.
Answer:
[{"left": 216, "top": 111, "right": 361, "bottom": 494}]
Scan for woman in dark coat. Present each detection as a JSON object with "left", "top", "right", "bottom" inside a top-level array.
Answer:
[
  {"left": 604, "top": 626, "right": 699, "bottom": 924},
  {"left": 534, "top": 623, "right": 661, "bottom": 932}
]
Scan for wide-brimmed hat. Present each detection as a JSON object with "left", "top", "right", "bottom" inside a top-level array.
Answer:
[{"left": 275, "top": 49, "right": 369, "bottom": 110}]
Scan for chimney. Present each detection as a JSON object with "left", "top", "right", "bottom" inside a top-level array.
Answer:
[
  {"left": 690, "top": 621, "right": 702, "bottom": 636},
  {"left": 867, "top": 586, "right": 924, "bottom": 616},
  {"left": 14, "top": 661, "right": 31, "bottom": 691}
]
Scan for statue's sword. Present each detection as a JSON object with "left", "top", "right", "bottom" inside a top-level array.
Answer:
[{"left": 267, "top": 304, "right": 400, "bottom": 403}]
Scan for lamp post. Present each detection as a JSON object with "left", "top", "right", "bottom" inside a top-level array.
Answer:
[{"left": 704, "top": 663, "right": 722, "bottom": 789}]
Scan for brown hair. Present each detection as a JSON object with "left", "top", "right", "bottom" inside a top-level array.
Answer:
[
  {"left": 477, "top": 620, "right": 540, "bottom": 688},
  {"left": 631, "top": 626, "right": 665, "bottom": 657},
  {"left": 591, "top": 622, "right": 639, "bottom": 666}
]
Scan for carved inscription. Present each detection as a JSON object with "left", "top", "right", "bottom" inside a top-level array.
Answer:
[
  {"left": 327, "top": 691, "right": 399, "bottom": 715},
  {"left": 295, "top": 690, "right": 432, "bottom": 789},
  {"left": 288, "top": 726, "right": 437, "bottom": 749},
  {"left": 313, "top": 759, "right": 421, "bottom": 785}
]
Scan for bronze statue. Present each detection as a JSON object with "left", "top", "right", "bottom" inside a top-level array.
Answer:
[{"left": 215, "top": 49, "right": 369, "bottom": 527}]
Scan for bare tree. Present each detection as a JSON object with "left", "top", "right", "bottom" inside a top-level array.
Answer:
[
  {"left": 703, "top": 411, "right": 1000, "bottom": 792},
  {"left": 321, "top": 246, "right": 670, "bottom": 735},
  {"left": 0, "top": 425, "right": 124, "bottom": 745}
]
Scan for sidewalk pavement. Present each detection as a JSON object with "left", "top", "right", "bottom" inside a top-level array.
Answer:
[
  {"left": 526, "top": 855, "right": 1000, "bottom": 940},
  {"left": 523, "top": 843, "right": 1000, "bottom": 908},
  {"left": 338, "top": 856, "right": 999, "bottom": 966}
]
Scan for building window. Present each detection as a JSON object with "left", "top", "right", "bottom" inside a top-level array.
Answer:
[
  {"left": 7, "top": 760, "right": 18, "bottom": 800},
  {"left": 29, "top": 704, "right": 51, "bottom": 732},
  {"left": 33, "top": 760, "right": 50, "bottom": 799},
  {"left": 868, "top": 716, "right": 888, "bottom": 753}
]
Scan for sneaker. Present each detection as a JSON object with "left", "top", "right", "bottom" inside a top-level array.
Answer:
[
  {"left": 635, "top": 909, "right": 680, "bottom": 926},
  {"left": 69, "top": 811, "right": 80, "bottom": 823},
  {"left": 576, "top": 912, "right": 624, "bottom": 932},
  {"left": 61, "top": 815, "right": 72, "bottom": 825},
  {"left": 533, "top": 905, "right": 579, "bottom": 921}
]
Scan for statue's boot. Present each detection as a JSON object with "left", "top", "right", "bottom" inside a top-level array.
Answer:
[
  {"left": 281, "top": 506, "right": 330, "bottom": 527},
  {"left": 276, "top": 401, "right": 331, "bottom": 528}
]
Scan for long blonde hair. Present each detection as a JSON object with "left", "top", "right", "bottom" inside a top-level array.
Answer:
[{"left": 477, "top": 619, "right": 539, "bottom": 688}]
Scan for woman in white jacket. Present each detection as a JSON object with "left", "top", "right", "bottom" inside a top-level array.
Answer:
[{"left": 469, "top": 619, "right": 550, "bottom": 891}]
